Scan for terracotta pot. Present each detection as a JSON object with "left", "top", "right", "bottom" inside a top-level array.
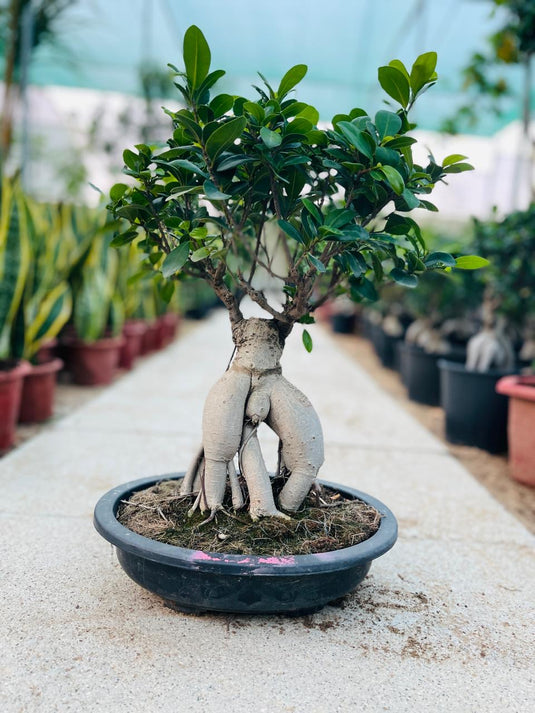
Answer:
[
  {"left": 35, "top": 338, "right": 58, "bottom": 365},
  {"left": 0, "top": 361, "right": 29, "bottom": 453},
  {"left": 158, "top": 313, "right": 181, "bottom": 346},
  {"left": 119, "top": 321, "right": 147, "bottom": 370},
  {"left": 140, "top": 322, "right": 159, "bottom": 355},
  {"left": 19, "top": 358, "right": 64, "bottom": 423},
  {"left": 63, "top": 336, "right": 123, "bottom": 386},
  {"left": 496, "top": 375, "right": 535, "bottom": 486}
]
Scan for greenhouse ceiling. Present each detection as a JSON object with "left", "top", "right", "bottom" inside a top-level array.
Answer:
[{"left": 4, "top": 0, "right": 531, "bottom": 135}]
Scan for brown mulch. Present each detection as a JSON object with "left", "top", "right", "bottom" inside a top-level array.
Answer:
[
  {"left": 117, "top": 477, "right": 381, "bottom": 556},
  {"left": 332, "top": 330, "right": 535, "bottom": 535}
]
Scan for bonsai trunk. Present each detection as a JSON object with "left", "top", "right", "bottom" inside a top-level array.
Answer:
[{"left": 181, "top": 317, "right": 324, "bottom": 519}]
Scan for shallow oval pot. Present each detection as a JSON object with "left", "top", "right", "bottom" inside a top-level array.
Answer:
[{"left": 94, "top": 473, "right": 398, "bottom": 616}]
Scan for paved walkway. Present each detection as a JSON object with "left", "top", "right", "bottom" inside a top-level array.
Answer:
[{"left": 1, "top": 311, "right": 534, "bottom": 713}]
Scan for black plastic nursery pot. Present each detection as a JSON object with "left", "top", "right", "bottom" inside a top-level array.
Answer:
[
  {"left": 398, "top": 342, "right": 465, "bottom": 405},
  {"left": 370, "top": 326, "right": 402, "bottom": 370},
  {"left": 438, "top": 360, "right": 516, "bottom": 454},
  {"left": 94, "top": 473, "right": 398, "bottom": 616}
]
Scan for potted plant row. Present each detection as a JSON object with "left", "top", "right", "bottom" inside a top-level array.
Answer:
[
  {"left": 439, "top": 207, "right": 535, "bottom": 454},
  {"left": 93, "top": 26, "right": 475, "bottom": 614}
]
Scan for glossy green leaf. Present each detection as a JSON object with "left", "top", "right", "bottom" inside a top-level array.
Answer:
[
  {"left": 442, "top": 154, "right": 468, "bottom": 167},
  {"left": 308, "top": 254, "right": 326, "bottom": 273},
  {"left": 390, "top": 268, "right": 418, "bottom": 287},
  {"left": 454, "top": 255, "right": 490, "bottom": 270},
  {"left": 278, "top": 219, "right": 303, "bottom": 243},
  {"left": 260, "top": 126, "right": 282, "bottom": 148},
  {"left": 210, "top": 93, "right": 234, "bottom": 117},
  {"left": 190, "top": 246, "right": 210, "bottom": 262},
  {"left": 302, "top": 328, "right": 313, "bottom": 353},
  {"left": 424, "top": 251, "right": 457, "bottom": 268},
  {"left": 162, "top": 242, "right": 190, "bottom": 277},
  {"left": 205, "top": 117, "right": 247, "bottom": 160},
  {"left": 375, "top": 110, "right": 402, "bottom": 140},
  {"left": 409, "top": 52, "right": 437, "bottom": 95},
  {"left": 378, "top": 66, "right": 410, "bottom": 108},
  {"left": 442, "top": 162, "right": 474, "bottom": 174},
  {"left": 379, "top": 165, "right": 404, "bottom": 194},
  {"left": 337, "top": 122, "right": 373, "bottom": 159},
  {"left": 203, "top": 180, "right": 231, "bottom": 200},
  {"left": 388, "top": 59, "right": 410, "bottom": 81},
  {"left": 277, "top": 64, "right": 308, "bottom": 99},
  {"left": 352, "top": 277, "right": 378, "bottom": 301},
  {"left": 183, "top": 25, "right": 211, "bottom": 90},
  {"left": 110, "top": 183, "right": 129, "bottom": 202},
  {"left": 301, "top": 197, "right": 323, "bottom": 225}
]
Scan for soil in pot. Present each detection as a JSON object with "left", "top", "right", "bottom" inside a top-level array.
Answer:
[
  {"left": 18, "top": 358, "right": 64, "bottom": 423},
  {"left": 0, "top": 360, "right": 29, "bottom": 452},
  {"left": 118, "top": 476, "right": 381, "bottom": 556},
  {"left": 439, "top": 360, "right": 515, "bottom": 454},
  {"left": 63, "top": 337, "right": 123, "bottom": 386}
]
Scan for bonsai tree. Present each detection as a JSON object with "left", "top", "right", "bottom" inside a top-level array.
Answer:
[
  {"left": 109, "top": 26, "right": 473, "bottom": 520},
  {"left": 465, "top": 205, "right": 535, "bottom": 371}
]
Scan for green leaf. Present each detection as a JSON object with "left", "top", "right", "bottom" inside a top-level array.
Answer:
[
  {"left": 424, "top": 251, "right": 456, "bottom": 268},
  {"left": 379, "top": 165, "right": 404, "bottom": 194},
  {"left": 399, "top": 188, "right": 420, "bottom": 210},
  {"left": 210, "top": 93, "right": 234, "bottom": 117},
  {"left": 388, "top": 59, "right": 410, "bottom": 81},
  {"left": 409, "top": 52, "right": 437, "bottom": 95},
  {"left": 260, "top": 126, "right": 282, "bottom": 148},
  {"left": 160, "top": 280, "right": 175, "bottom": 304},
  {"left": 123, "top": 149, "right": 141, "bottom": 172},
  {"left": 110, "top": 183, "right": 129, "bottom": 202},
  {"left": 110, "top": 229, "right": 138, "bottom": 248},
  {"left": 183, "top": 25, "right": 211, "bottom": 90},
  {"left": 302, "top": 328, "right": 313, "bottom": 353},
  {"left": 390, "top": 268, "right": 418, "bottom": 287},
  {"left": 162, "top": 242, "right": 190, "bottom": 278},
  {"left": 296, "top": 105, "right": 319, "bottom": 125},
  {"left": 216, "top": 154, "right": 255, "bottom": 171},
  {"left": 352, "top": 277, "right": 378, "bottom": 302},
  {"left": 337, "top": 122, "right": 374, "bottom": 159},
  {"left": 243, "top": 101, "right": 264, "bottom": 122},
  {"left": 191, "top": 246, "right": 210, "bottom": 262},
  {"left": 375, "top": 110, "right": 402, "bottom": 140},
  {"left": 277, "top": 64, "right": 308, "bottom": 100},
  {"left": 442, "top": 162, "right": 474, "bottom": 174},
  {"left": 308, "top": 254, "right": 326, "bottom": 273},
  {"left": 278, "top": 219, "right": 303, "bottom": 243},
  {"left": 203, "top": 180, "right": 230, "bottom": 200},
  {"left": 378, "top": 66, "right": 410, "bottom": 108},
  {"left": 205, "top": 117, "right": 247, "bottom": 160},
  {"left": 301, "top": 197, "right": 323, "bottom": 225},
  {"left": 454, "top": 255, "right": 490, "bottom": 270},
  {"left": 442, "top": 154, "right": 468, "bottom": 167}
]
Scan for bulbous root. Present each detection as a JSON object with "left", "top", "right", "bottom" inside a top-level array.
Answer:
[{"left": 182, "top": 318, "right": 325, "bottom": 519}]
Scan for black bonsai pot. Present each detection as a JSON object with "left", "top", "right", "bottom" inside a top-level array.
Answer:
[
  {"left": 94, "top": 473, "right": 398, "bottom": 616},
  {"left": 438, "top": 360, "right": 517, "bottom": 453}
]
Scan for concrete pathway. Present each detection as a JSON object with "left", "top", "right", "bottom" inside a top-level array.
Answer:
[{"left": 1, "top": 312, "right": 534, "bottom": 713}]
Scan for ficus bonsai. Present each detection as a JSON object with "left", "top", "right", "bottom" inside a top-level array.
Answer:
[{"left": 108, "top": 26, "right": 474, "bottom": 521}]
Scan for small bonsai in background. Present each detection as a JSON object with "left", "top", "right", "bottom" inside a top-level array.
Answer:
[
  {"left": 109, "top": 26, "right": 474, "bottom": 520},
  {"left": 466, "top": 205, "right": 535, "bottom": 371}
]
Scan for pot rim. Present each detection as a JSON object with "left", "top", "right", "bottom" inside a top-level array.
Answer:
[
  {"left": 0, "top": 360, "right": 31, "bottom": 382},
  {"left": 94, "top": 473, "right": 398, "bottom": 576},
  {"left": 62, "top": 335, "right": 125, "bottom": 349},
  {"left": 496, "top": 374, "right": 535, "bottom": 402},
  {"left": 25, "top": 357, "right": 64, "bottom": 376},
  {"left": 438, "top": 358, "right": 518, "bottom": 378}
]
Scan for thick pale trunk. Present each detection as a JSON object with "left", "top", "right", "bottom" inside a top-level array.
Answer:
[{"left": 182, "top": 317, "right": 324, "bottom": 517}]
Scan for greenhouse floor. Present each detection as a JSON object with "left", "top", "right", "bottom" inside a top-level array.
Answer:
[{"left": 1, "top": 311, "right": 534, "bottom": 713}]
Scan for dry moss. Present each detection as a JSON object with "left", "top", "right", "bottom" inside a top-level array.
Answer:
[{"left": 117, "top": 477, "right": 381, "bottom": 556}]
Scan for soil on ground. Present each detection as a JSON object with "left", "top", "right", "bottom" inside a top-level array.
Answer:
[{"left": 332, "top": 330, "right": 535, "bottom": 535}]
